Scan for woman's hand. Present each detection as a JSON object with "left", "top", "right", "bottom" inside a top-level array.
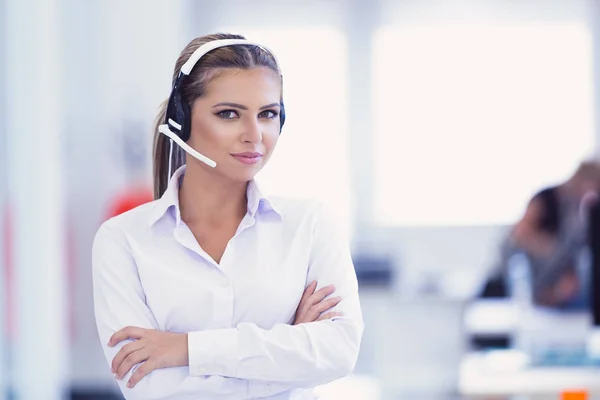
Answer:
[
  {"left": 293, "top": 281, "right": 342, "bottom": 325},
  {"left": 108, "top": 327, "right": 188, "bottom": 388}
]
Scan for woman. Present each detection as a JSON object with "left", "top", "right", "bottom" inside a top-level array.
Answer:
[
  {"left": 92, "top": 33, "right": 363, "bottom": 400},
  {"left": 490, "top": 160, "right": 600, "bottom": 308}
]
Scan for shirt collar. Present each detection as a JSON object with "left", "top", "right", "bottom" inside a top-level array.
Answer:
[
  {"left": 148, "top": 165, "right": 282, "bottom": 228},
  {"left": 246, "top": 179, "right": 281, "bottom": 219}
]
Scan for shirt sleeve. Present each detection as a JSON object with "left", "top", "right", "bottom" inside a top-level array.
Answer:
[
  {"left": 92, "top": 220, "right": 292, "bottom": 400},
  {"left": 187, "top": 202, "right": 364, "bottom": 392}
]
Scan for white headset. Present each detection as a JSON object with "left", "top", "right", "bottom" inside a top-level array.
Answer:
[{"left": 158, "top": 38, "right": 281, "bottom": 178}]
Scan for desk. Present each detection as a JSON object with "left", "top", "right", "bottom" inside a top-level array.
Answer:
[{"left": 460, "top": 351, "right": 600, "bottom": 399}]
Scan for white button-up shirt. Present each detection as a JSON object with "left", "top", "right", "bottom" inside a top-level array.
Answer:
[{"left": 92, "top": 165, "right": 364, "bottom": 400}]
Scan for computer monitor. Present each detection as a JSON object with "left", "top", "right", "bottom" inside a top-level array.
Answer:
[
  {"left": 585, "top": 200, "right": 600, "bottom": 358},
  {"left": 588, "top": 201, "right": 600, "bottom": 326}
]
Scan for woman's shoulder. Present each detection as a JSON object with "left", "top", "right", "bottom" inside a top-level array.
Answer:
[
  {"left": 268, "top": 196, "right": 325, "bottom": 218},
  {"left": 95, "top": 200, "right": 160, "bottom": 239},
  {"left": 267, "top": 196, "right": 344, "bottom": 230}
]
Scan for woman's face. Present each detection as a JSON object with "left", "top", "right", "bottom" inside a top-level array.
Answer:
[{"left": 187, "top": 67, "right": 282, "bottom": 183}]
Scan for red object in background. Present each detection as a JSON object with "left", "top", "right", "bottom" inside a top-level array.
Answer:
[
  {"left": 562, "top": 390, "right": 588, "bottom": 400},
  {"left": 105, "top": 187, "right": 154, "bottom": 219},
  {"left": 2, "top": 186, "right": 153, "bottom": 341}
]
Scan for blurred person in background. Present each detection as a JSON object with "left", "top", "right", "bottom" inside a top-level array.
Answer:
[
  {"left": 91, "top": 33, "right": 363, "bottom": 400},
  {"left": 482, "top": 160, "right": 600, "bottom": 309}
]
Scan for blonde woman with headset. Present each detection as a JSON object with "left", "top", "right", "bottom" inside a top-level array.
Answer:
[{"left": 92, "top": 33, "right": 364, "bottom": 400}]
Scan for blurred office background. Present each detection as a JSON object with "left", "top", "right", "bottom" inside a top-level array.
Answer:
[{"left": 3, "top": 0, "right": 600, "bottom": 399}]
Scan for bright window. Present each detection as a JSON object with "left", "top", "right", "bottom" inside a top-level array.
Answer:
[
  {"left": 226, "top": 27, "right": 352, "bottom": 235},
  {"left": 373, "top": 23, "right": 595, "bottom": 226}
]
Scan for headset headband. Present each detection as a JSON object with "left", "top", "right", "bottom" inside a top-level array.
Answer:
[
  {"left": 160, "top": 38, "right": 285, "bottom": 174},
  {"left": 180, "top": 38, "right": 281, "bottom": 76}
]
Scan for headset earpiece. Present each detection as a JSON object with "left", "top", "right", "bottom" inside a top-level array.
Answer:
[
  {"left": 163, "top": 39, "right": 285, "bottom": 152},
  {"left": 176, "top": 93, "right": 191, "bottom": 142},
  {"left": 279, "top": 101, "right": 286, "bottom": 133},
  {"left": 164, "top": 73, "right": 192, "bottom": 142}
]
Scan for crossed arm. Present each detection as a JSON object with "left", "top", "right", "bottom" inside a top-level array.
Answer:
[{"left": 92, "top": 205, "right": 363, "bottom": 400}]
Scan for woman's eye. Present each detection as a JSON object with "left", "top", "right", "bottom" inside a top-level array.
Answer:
[
  {"left": 216, "top": 110, "right": 238, "bottom": 119},
  {"left": 259, "top": 110, "right": 278, "bottom": 119}
]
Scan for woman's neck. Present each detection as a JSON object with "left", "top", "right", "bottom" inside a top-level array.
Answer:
[{"left": 178, "top": 163, "right": 247, "bottom": 226}]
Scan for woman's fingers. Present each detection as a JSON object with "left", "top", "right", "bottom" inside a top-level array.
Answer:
[
  {"left": 307, "top": 296, "right": 342, "bottom": 321},
  {"left": 317, "top": 311, "right": 343, "bottom": 321},
  {"left": 128, "top": 360, "right": 158, "bottom": 388},
  {"left": 315, "top": 296, "right": 342, "bottom": 314},
  {"left": 294, "top": 282, "right": 342, "bottom": 324},
  {"left": 116, "top": 348, "right": 148, "bottom": 380},
  {"left": 307, "top": 284, "right": 335, "bottom": 307},
  {"left": 293, "top": 281, "right": 318, "bottom": 323},
  {"left": 112, "top": 340, "right": 144, "bottom": 373},
  {"left": 109, "top": 326, "right": 147, "bottom": 347},
  {"left": 299, "top": 280, "right": 317, "bottom": 309}
]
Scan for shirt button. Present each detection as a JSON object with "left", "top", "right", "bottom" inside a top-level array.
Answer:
[
  {"left": 220, "top": 276, "right": 229, "bottom": 287},
  {"left": 198, "top": 367, "right": 207, "bottom": 374}
]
